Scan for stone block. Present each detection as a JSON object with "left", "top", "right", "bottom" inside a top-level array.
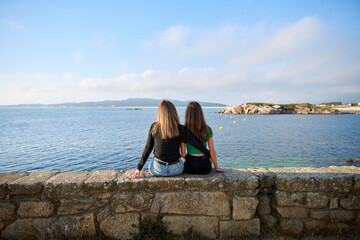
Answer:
[
  {"left": 303, "top": 219, "right": 326, "bottom": 231},
  {"left": 0, "top": 203, "right": 16, "bottom": 221},
  {"left": 0, "top": 172, "right": 29, "bottom": 198},
  {"left": 84, "top": 170, "right": 120, "bottom": 193},
  {"left": 275, "top": 206, "right": 308, "bottom": 218},
  {"left": 248, "top": 167, "right": 276, "bottom": 187},
  {"left": 1, "top": 216, "right": 84, "bottom": 239},
  {"left": 260, "top": 214, "right": 277, "bottom": 228},
  {"left": 310, "top": 210, "right": 355, "bottom": 222},
  {"left": 219, "top": 219, "right": 260, "bottom": 238},
  {"left": 183, "top": 169, "right": 226, "bottom": 191},
  {"left": 270, "top": 167, "right": 354, "bottom": 192},
  {"left": 163, "top": 215, "right": 218, "bottom": 239},
  {"left": 113, "top": 192, "right": 153, "bottom": 213},
  {"left": 43, "top": 171, "right": 90, "bottom": 199},
  {"left": 148, "top": 176, "right": 186, "bottom": 191},
  {"left": 8, "top": 171, "right": 58, "bottom": 195},
  {"left": 274, "top": 191, "right": 328, "bottom": 208},
  {"left": 81, "top": 213, "right": 97, "bottom": 237},
  {"left": 257, "top": 195, "right": 271, "bottom": 215},
  {"left": 116, "top": 170, "right": 152, "bottom": 191},
  {"left": 329, "top": 198, "right": 338, "bottom": 209},
  {"left": 57, "top": 196, "right": 107, "bottom": 215},
  {"left": 279, "top": 218, "right": 303, "bottom": 235},
  {"left": 0, "top": 222, "right": 4, "bottom": 230},
  {"left": 17, "top": 201, "right": 55, "bottom": 218},
  {"left": 354, "top": 175, "right": 360, "bottom": 192},
  {"left": 150, "top": 191, "right": 230, "bottom": 216},
  {"left": 100, "top": 213, "right": 139, "bottom": 240},
  {"left": 233, "top": 196, "right": 258, "bottom": 220},
  {"left": 339, "top": 195, "right": 360, "bottom": 209},
  {"left": 223, "top": 169, "right": 259, "bottom": 192}
]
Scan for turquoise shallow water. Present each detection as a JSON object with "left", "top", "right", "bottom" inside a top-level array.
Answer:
[{"left": 0, "top": 108, "right": 359, "bottom": 172}]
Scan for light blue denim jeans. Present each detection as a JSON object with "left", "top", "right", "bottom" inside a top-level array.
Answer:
[{"left": 149, "top": 157, "right": 184, "bottom": 177}]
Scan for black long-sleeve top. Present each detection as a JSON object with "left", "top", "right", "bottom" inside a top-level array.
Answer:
[{"left": 137, "top": 122, "right": 211, "bottom": 170}]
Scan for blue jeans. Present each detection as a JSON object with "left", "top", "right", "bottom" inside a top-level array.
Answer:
[{"left": 149, "top": 157, "right": 184, "bottom": 177}]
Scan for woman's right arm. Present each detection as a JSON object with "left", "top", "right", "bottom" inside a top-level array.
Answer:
[
  {"left": 180, "top": 141, "right": 186, "bottom": 159},
  {"left": 180, "top": 126, "right": 210, "bottom": 157},
  {"left": 132, "top": 124, "right": 155, "bottom": 178},
  {"left": 208, "top": 137, "right": 226, "bottom": 172}
]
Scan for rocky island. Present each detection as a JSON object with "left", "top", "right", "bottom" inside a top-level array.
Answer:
[{"left": 219, "top": 103, "right": 342, "bottom": 115}]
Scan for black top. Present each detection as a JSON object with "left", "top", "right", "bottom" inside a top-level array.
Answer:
[{"left": 137, "top": 122, "right": 211, "bottom": 170}]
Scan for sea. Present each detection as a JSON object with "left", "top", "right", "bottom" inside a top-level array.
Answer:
[{"left": 0, "top": 107, "right": 359, "bottom": 173}]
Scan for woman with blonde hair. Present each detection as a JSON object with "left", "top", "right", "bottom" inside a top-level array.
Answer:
[
  {"left": 132, "top": 100, "right": 211, "bottom": 178},
  {"left": 181, "top": 101, "right": 226, "bottom": 174}
]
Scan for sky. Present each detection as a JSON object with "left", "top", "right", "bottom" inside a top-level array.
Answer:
[{"left": 0, "top": 0, "right": 359, "bottom": 105}]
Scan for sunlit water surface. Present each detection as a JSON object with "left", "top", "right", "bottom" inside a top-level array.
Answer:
[{"left": 0, "top": 108, "right": 359, "bottom": 172}]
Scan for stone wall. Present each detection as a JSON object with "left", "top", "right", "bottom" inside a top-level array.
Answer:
[{"left": 0, "top": 166, "right": 359, "bottom": 239}]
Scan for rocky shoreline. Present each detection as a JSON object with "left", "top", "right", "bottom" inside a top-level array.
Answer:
[{"left": 218, "top": 103, "right": 344, "bottom": 115}]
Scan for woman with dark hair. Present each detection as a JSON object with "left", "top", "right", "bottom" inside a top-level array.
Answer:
[
  {"left": 131, "top": 100, "right": 211, "bottom": 178},
  {"left": 181, "top": 101, "right": 227, "bottom": 174}
]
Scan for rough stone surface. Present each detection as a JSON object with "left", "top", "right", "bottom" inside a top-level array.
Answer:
[
  {"left": 183, "top": 170, "right": 226, "bottom": 191},
  {"left": 279, "top": 218, "right": 303, "bottom": 235},
  {"left": 257, "top": 195, "right": 271, "bottom": 215},
  {"left": 151, "top": 191, "right": 230, "bottom": 216},
  {"left": 17, "top": 201, "right": 55, "bottom": 218},
  {"left": 223, "top": 169, "right": 259, "bottom": 192},
  {"left": 274, "top": 191, "right": 328, "bottom": 208},
  {"left": 339, "top": 195, "right": 360, "bottom": 209},
  {"left": 260, "top": 214, "right": 277, "bottom": 228},
  {"left": 148, "top": 176, "right": 186, "bottom": 191},
  {"left": 0, "top": 172, "right": 29, "bottom": 198},
  {"left": 0, "top": 222, "right": 4, "bottom": 230},
  {"left": 330, "top": 197, "right": 338, "bottom": 209},
  {"left": 84, "top": 170, "right": 120, "bottom": 193},
  {"left": 116, "top": 170, "right": 152, "bottom": 191},
  {"left": 219, "top": 219, "right": 260, "bottom": 238},
  {"left": 233, "top": 196, "right": 258, "bottom": 220},
  {"left": 100, "top": 213, "right": 139, "bottom": 240},
  {"left": 275, "top": 206, "right": 308, "bottom": 218},
  {"left": 354, "top": 175, "right": 360, "bottom": 192},
  {"left": 270, "top": 167, "right": 354, "bottom": 192},
  {"left": 57, "top": 196, "right": 107, "bottom": 215},
  {"left": 8, "top": 171, "right": 58, "bottom": 195},
  {"left": 163, "top": 215, "right": 218, "bottom": 239},
  {"left": 81, "top": 213, "right": 97, "bottom": 237},
  {"left": 113, "top": 192, "right": 153, "bottom": 213},
  {"left": 1, "top": 216, "right": 83, "bottom": 239},
  {"left": 303, "top": 219, "right": 327, "bottom": 231},
  {"left": 310, "top": 210, "right": 355, "bottom": 222},
  {"left": 0, "top": 203, "right": 16, "bottom": 221},
  {"left": 248, "top": 167, "right": 276, "bottom": 188},
  {"left": 43, "top": 171, "right": 90, "bottom": 199}
]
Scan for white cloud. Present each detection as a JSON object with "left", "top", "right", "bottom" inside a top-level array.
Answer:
[
  {"left": 3, "top": 19, "right": 25, "bottom": 31},
  {"left": 1, "top": 16, "right": 359, "bottom": 105}
]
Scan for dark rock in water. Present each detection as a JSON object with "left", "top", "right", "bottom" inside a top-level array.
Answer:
[
  {"left": 125, "top": 108, "right": 142, "bottom": 110},
  {"left": 346, "top": 159, "right": 353, "bottom": 163}
]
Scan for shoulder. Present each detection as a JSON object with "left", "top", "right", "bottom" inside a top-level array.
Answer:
[{"left": 207, "top": 126, "right": 213, "bottom": 137}]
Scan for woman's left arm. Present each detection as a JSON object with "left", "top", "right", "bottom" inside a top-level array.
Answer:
[{"left": 208, "top": 137, "right": 227, "bottom": 172}]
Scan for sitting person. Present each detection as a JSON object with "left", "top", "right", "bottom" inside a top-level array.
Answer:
[
  {"left": 181, "top": 101, "right": 227, "bottom": 174},
  {"left": 131, "top": 100, "right": 210, "bottom": 178}
]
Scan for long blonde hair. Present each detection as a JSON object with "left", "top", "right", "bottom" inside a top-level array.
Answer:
[
  {"left": 184, "top": 101, "right": 209, "bottom": 142},
  {"left": 151, "top": 100, "right": 180, "bottom": 139}
]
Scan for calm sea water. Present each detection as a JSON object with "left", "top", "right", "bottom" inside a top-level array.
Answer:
[{"left": 0, "top": 108, "right": 359, "bottom": 173}]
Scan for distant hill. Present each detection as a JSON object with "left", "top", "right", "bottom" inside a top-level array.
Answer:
[{"left": 1, "top": 98, "right": 227, "bottom": 108}]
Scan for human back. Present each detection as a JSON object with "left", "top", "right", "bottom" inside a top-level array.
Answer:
[{"left": 182, "top": 101, "right": 227, "bottom": 174}]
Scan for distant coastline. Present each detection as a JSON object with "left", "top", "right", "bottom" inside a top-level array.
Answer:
[{"left": 0, "top": 98, "right": 227, "bottom": 108}]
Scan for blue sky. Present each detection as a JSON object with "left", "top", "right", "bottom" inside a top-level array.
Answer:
[{"left": 1, "top": 0, "right": 359, "bottom": 105}]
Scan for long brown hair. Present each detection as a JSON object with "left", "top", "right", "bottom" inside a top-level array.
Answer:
[
  {"left": 184, "top": 101, "right": 210, "bottom": 142},
  {"left": 151, "top": 100, "right": 180, "bottom": 139}
]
